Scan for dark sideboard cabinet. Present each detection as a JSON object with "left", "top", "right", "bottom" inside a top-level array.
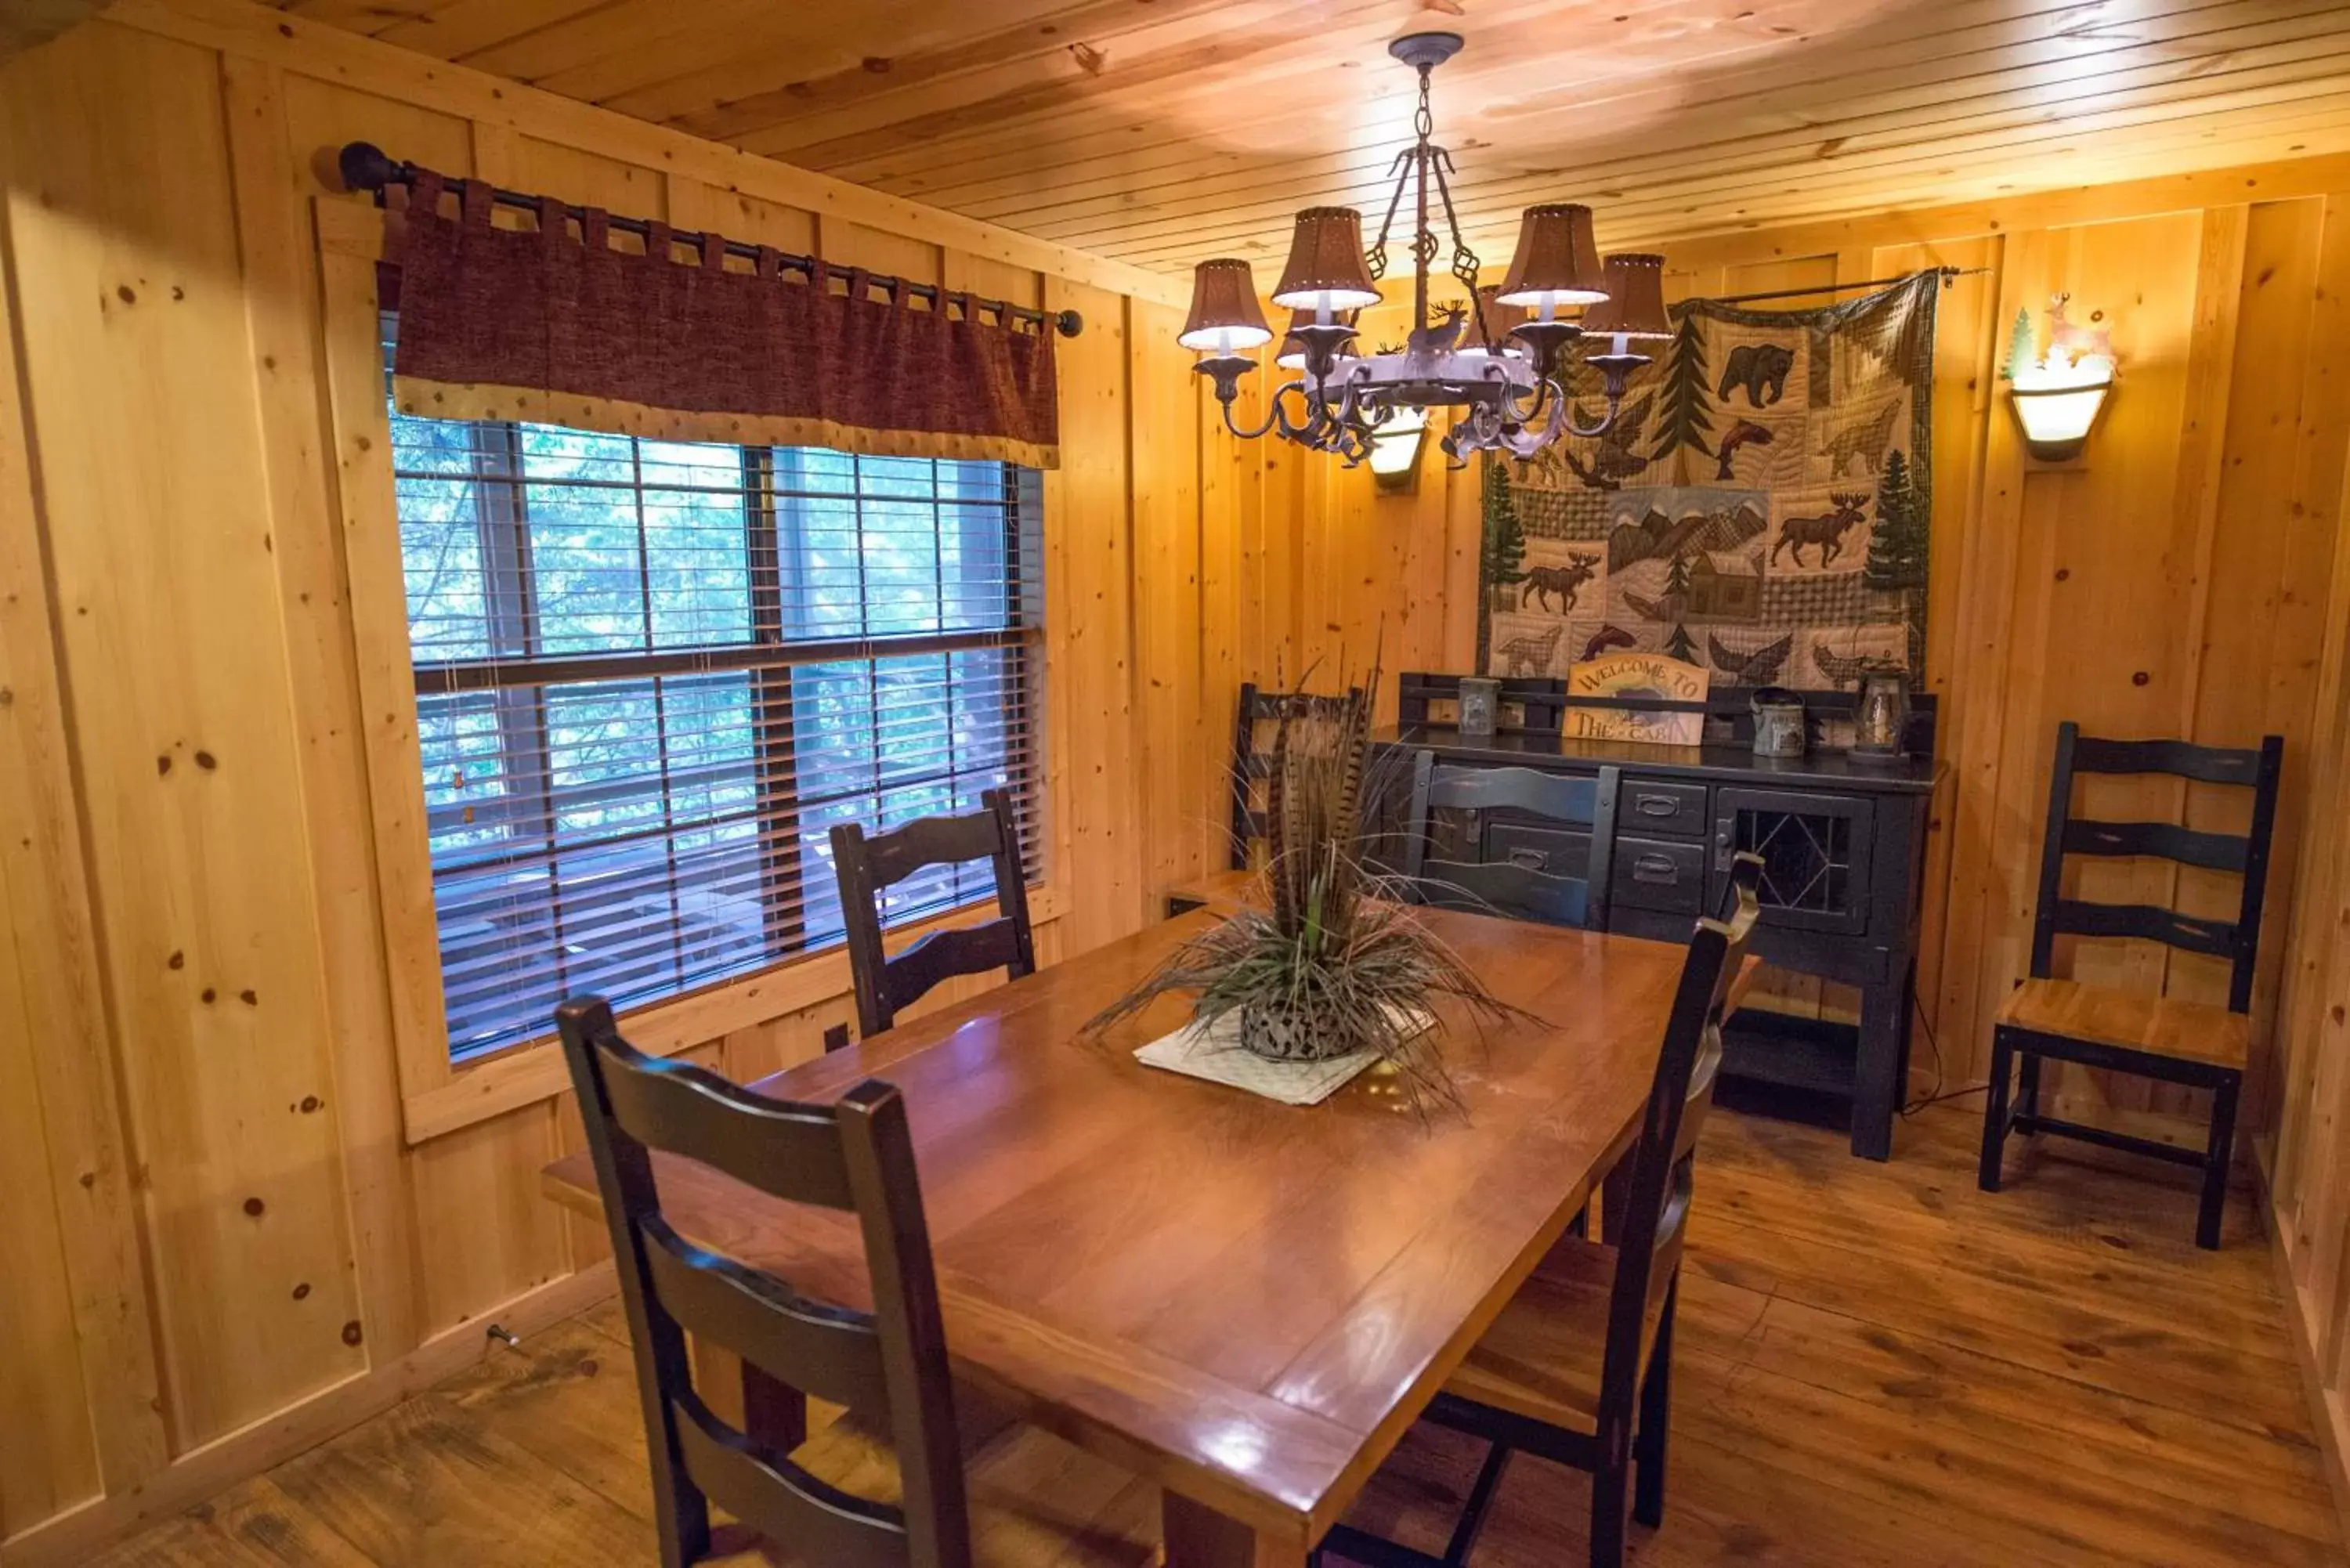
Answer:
[{"left": 1370, "top": 724, "right": 1941, "bottom": 1160}]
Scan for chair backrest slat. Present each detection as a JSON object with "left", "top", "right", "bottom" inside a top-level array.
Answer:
[
  {"left": 2070, "top": 734, "right": 2268, "bottom": 785},
  {"left": 671, "top": 1390, "right": 906, "bottom": 1568},
  {"left": 1596, "top": 854, "right": 1762, "bottom": 1443},
  {"left": 639, "top": 1216, "right": 891, "bottom": 1414},
  {"left": 2059, "top": 818, "right": 2249, "bottom": 873},
  {"left": 594, "top": 1046, "right": 858, "bottom": 1210},
  {"left": 884, "top": 920, "right": 1025, "bottom": 1013},
  {"left": 558, "top": 998, "right": 972, "bottom": 1568},
  {"left": 2029, "top": 722, "right": 2285, "bottom": 1013},
  {"left": 833, "top": 788, "right": 1036, "bottom": 1038},
  {"left": 1412, "top": 858, "right": 1593, "bottom": 927},
  {"left": 1422, "top": 762, "right": 1601, "bottom": 822},
  {"left": 2049, "top": 900, "right": 2237, "bottom": 959},
  {"left": 1403, "top": 755, "right": 1622, "bottom": 930}
]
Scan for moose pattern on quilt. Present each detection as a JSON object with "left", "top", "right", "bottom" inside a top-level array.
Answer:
[{"left": 1477, "top": 272, "right": 1936, "bottom": 690}]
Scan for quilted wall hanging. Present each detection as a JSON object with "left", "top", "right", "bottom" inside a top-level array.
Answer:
[{"left": 1477, "top": 271, "right": 1938, "bottom": 691}]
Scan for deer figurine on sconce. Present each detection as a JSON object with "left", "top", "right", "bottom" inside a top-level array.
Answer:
[{"left": 2004, "top": 292, "right": 2117, "bottom": 462}]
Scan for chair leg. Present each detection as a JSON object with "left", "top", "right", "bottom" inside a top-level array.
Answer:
[
  {"left": 1978, "top": 1030, "right": 2014, "bottom": 1193},
  {"left": 1589, "top": 1450, "right": 1629, "bottom": 1568},
  {"left": 1633, "top": 1276, "right": 1677, "bottom": 1529},
  {"left": 1441, "top": 1443, "right": 1512, "bottom": 1566},
  {"left": 2016, "top": 1048, "right": 2042, "bottom": 1130},
  {"left": 2198, "top": 1073, "right": 2240, "bottom": 1252}
]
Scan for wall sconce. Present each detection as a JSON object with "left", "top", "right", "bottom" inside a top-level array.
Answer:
[
  {"left": 1367, "top": 405, "right": 1430, "bottom": 491},
  {"left": 2004, "top": 294, "right": 2116, "bottom": 463}
]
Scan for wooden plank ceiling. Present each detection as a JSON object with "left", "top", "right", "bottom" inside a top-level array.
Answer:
[{"left": 280, "top": 0, "right": 2350, "bottom": 273}]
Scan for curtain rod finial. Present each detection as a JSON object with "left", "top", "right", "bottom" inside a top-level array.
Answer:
[
  {"left": 1055, "top": 309, "right": 1083, "bottom": 338},
  {"left": 338, "top": 141, "right": 398, "bottom": 195}
]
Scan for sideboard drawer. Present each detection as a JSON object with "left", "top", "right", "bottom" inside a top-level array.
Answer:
[
  {"left": 1613, "top": 836, "right": 1707, "bottom": 916},
  {"left": 1619, "top": 778, "right": 1708, "bottom": 839}
]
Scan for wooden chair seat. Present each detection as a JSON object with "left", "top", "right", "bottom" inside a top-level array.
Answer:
[
  {"left": 708, "top": 1414, "right": 1162, "bottom": 1568},
  {"left": 1995, "top": 977, "right": 2249, "bottom": 1070},
  {"left": 1442, "top": 1238, "right": 1618, "bottom": 1435}
]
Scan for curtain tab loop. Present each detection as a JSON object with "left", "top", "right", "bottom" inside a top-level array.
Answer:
[
  {"left": 581, "top": 208, "right": 610, "bottom": 250},
  {"left": 457, "top": 176, "right": 493, "bottom": 228},
  {"left": 645, "top": 220, "right": 674, "bottom": 262},
  {"left": 754, "top": 244, "right": 780, "bottom": 280}
]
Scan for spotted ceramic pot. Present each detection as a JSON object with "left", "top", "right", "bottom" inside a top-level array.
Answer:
[{"left": 1239, "top": 1001, "right": 1352, "bottom": 1063}]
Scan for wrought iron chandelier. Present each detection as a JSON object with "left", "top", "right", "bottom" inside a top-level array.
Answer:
[{"left": 1179, "top": 31, "right": 1673, "bottom": 468}]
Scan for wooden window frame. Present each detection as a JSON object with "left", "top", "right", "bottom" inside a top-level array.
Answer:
[{"left": 313, "top": 199, "right": 1062, "bottom": 1144}]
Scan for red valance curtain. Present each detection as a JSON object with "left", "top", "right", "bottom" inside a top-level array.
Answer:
[{"left": 385, "top": 171, "right": 1060, "bottom": 468}]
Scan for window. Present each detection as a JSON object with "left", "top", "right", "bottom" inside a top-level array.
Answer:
[{"left": 388, "top": 327, "right": 1045, "bottom": 1060}]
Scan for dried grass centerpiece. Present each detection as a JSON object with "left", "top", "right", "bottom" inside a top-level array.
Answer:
[{"left": 1087, "top": 681, "right": 1520, "bottom": 1107}]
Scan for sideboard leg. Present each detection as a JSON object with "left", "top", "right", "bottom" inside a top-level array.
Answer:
[{"left": 1850, "top": 978, "right": 1903, "bottom": 1161}]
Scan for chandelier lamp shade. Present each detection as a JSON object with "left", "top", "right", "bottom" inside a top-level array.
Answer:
[
  {"left": 1177, "top": 258, "right": 1274, "bottom": 356},
  {"left": 1179, "top": 31, "right": 1664, "bottom": 466},
  {"left": 1273, "top": 208, "right": 1384, "bottom": 312}
]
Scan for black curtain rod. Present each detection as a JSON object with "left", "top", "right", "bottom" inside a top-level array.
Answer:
[
  {"left": 336, "top": 141, "right": 1084, "bottom": 339},
  {"left": 1710, "top": 265, "right": 1985, "bottom": 307}
]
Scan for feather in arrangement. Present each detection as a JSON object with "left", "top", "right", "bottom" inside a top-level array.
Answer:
[{"left": 1086, "top": 662, "right": 1524, "bottom": 1113}]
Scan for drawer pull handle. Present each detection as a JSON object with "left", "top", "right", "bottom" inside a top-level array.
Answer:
[
  {"left": 1632, "top": 854, "right": 1679, "bottom": 884},
  {"left": 1506, "top": 847, "right": 1550, "bottom": 872},
  {"left": 1635, "top": 796, "right": 1679, "bottom": 818}
]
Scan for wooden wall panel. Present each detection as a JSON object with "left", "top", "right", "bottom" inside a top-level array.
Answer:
[
  {"left": 0, "top": 22, "right": 368, "bottom": 1448},
  {"left": 0, "top": 13, "right": 1219, "bottom": 1561},
  {"left": 1043, "top": 276, "right": 1144, "bottom": 940},
  {"left": 0, "top": 827, "right": 101, "bottom": 1534},
  {"left": 0, "top": 41, "right": 172, "bottom": 1541}
]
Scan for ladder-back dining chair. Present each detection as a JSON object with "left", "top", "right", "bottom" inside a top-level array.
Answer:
[
  {"left": 1227, "top": 682, "right": 1364, "bottom": 869},
  {"left": 1979, "top": 721, "right": 2284, "bottom": 1248},
  {"left": 1403, "top": 751, "right": 1625, "bottom": 930},
  {"left": 1318, "top": 854, "right": 1763, "bottom": 1568},
  {"left": 830, "top": 788, "right": 1036, "bottom": 1039},
  {"left": 556, "top": 997, "right": 1159, "bottom": 1568}
]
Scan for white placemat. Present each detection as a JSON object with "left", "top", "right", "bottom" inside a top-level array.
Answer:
[{"left": 1133, "top": 1005, "right": 1434, "bottom": 1105}]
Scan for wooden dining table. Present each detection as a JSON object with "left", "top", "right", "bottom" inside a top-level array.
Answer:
[{"left": 542, "top": 901, "right": 1737, "bottom": 1567}]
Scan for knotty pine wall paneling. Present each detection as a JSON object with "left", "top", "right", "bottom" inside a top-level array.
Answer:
[{"left": 0, "top": 9, "right": 1224, "bottom": 1559}]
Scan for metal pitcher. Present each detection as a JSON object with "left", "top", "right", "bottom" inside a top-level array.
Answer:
[{"left": 1751, "top": 688, "right": 1806, "bottom": 758}]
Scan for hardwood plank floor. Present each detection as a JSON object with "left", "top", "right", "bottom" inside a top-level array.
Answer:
[{"left": 90, "top": 1103, "right": 2342, "bottom": 1567}]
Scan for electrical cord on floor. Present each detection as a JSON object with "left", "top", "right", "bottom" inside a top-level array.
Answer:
[{"left": 1898, "top": 989, "right": 1990, "bottom": 1115}]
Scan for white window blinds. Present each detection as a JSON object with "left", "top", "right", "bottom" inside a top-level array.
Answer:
[{"left": 388, "top": 327, "right": 1045, "bottom": 1060}]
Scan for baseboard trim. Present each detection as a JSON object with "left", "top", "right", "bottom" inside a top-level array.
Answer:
[
  {"left": 2261, "top": 1183, "right": 2350, "bottom": 1553},
  {"left": 0, "top": 1263, "right": 616, "bottom": 1567}
]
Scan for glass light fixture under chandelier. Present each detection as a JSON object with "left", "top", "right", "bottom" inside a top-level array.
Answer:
[{"left": 1179, "top": 31, "right": 1661, "bottom": 467}]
